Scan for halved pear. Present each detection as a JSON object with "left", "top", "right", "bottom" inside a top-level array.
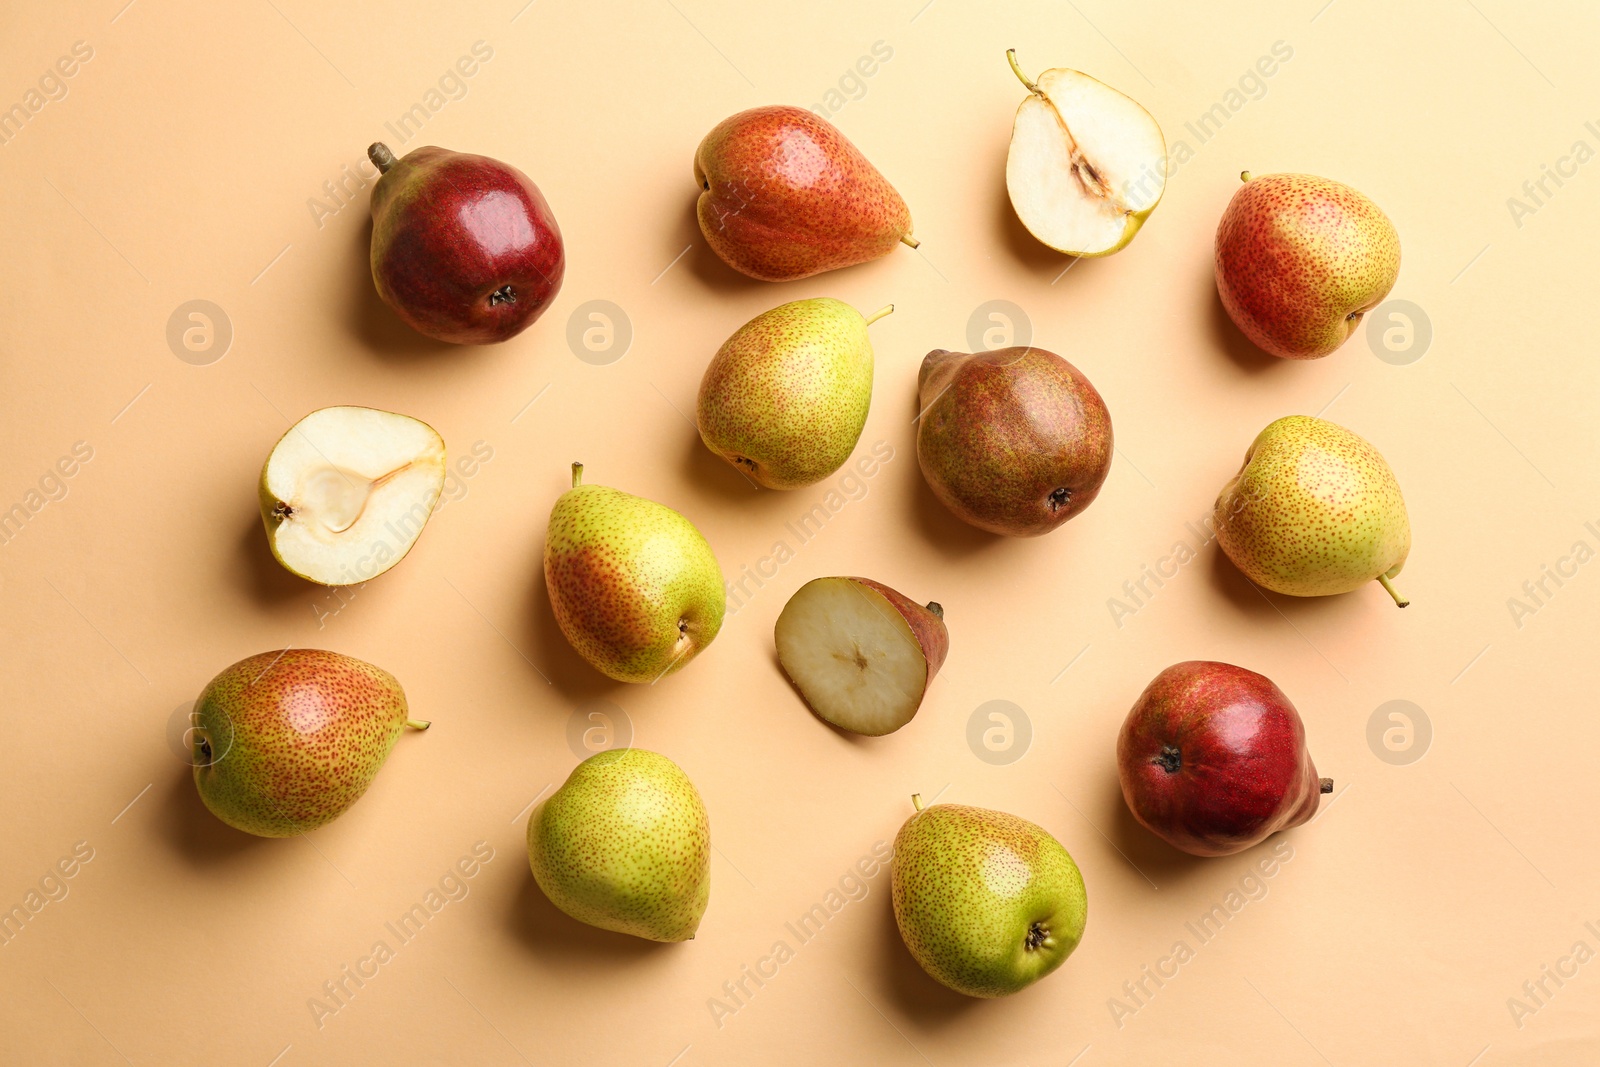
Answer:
[
  {"left": 259, "top": 406, "right": 446, "bottom": 586},
  {"left": 1004, "top": 50, "right": 1166, "bottom": 257},
  {"left": 774, "top": 577, "right": 948, "bottom": 736}
]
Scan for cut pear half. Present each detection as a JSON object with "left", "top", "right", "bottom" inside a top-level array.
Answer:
[
  {"left": 1004, "top": 50, "right": 1167, "bottom": 257},
  {"left": 259, "top": 406, "right": 446, "bottom": 586},
  {"left": 774, "top": 577, "right": 947, "bottom": 737}
]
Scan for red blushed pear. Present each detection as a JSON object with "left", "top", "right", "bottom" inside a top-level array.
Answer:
[
  {"left": 915, "top": 346, "right": 1113, "bottom": 536},
  {"left": 367, "top": 142, "right": 564, "bottom": 344},
  {"left": 1214, "top": 172, "right": 1400, "bottom": 360},
  {"left": 1117, "top": 661, "right": 1331, "bottom": 857},
  {"left": 693, "top": 106, "right": 917, "bottom": 281}
]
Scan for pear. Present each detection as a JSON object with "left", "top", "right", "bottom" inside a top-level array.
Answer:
[
  {"left": 916, "top": 346, "right": 1113, "bottom": 536},
  {"left": 527, "top": 748, "right": 710, "bottom": 942},
  {"left": 191, "top": 649, "right": 428, "bottom": 837},
  {"left": 1214, "top": 172, "right": 1400, "bottom": 360},
  {"left": 1004, "top": 50, "right": 1167, "bottom": 256},
  {"left": 892, "top": 797, "right": 1087, "bottom": 998},
  {"left": 1214, "top": 415, "right": 1411, "bottom": 605},
  {"left": 694, "top": 105, "right": 917, "bottom": 281},
  {"left": 544, "top": 463, "right": 726, "bottom": 682},
  {"left": 696, "top": 299, "right": 891, "bottom": 489},
  {"left": 259, "top": 406, "right": 446, "bottom": 586},
  {"left": 774, "top": 576, "right": 948, "bottom": 735}
]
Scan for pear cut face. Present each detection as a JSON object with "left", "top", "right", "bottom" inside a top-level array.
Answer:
[
  {"left": 260, "top": 406, "right": 446, "bottom": 586},
  {"left": 1006, "top": 68, "right": 1166, "bottom": 256},
  {"left": 774, "top": 577, "right": 946, "bottom": 736}
]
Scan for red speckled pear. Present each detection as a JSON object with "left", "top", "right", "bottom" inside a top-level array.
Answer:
[
  {"left": 191, "top": 649, "right": 426, "bottom": 838},
  {"left": 1117, "top": 661, "right": 1330, "bottom": 857},
  {"left": 694, "top": 106, "right": 916, "bottom": 281},
  {"left": 368, "top": 142, "right": 565, "bottom": 344},
  {"left": 1214, "top": 172, "right": 1400, "bottom": 360}
]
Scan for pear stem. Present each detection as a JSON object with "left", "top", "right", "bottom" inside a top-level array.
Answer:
[
  {"left": 570, "top": 461, "right": 584, "bottom": 488},
  {"left": 911, "top": 793, "right": 925, "bottom": 812},
  {"left": 369, "top": 142, "right": 397, "bottom": 174},
  {"left": 406, "top": 719, "right": 431, "bottom": 730},
  {"left": 899, "top": 234, "right": 920, "bottom": 249},
  {"left": 1240, "top": 170, "right": 1253, "bottom": 183},
  {"left": 864, "top": 305, "right": 894, "bottom": 327},
  {"left": 1005, "top": 49, "right": 1039, "bottom": 94},
  {"left": 1377, "top": 574, "right": 1410, "bottom": 608},
  {"left": 1319, "top": 778, "right": 1333, "bottom": 793},
  {"left": 925, "top": 601, "right": 943, "bottom": 619}
]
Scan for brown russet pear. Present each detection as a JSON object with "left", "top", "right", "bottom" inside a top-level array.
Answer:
[
  {"left": 916, "top": 347, "right": 1113, "bottom": 536},
  {"left": 544, "top": 464, "right": 726, "bottom": 683},
  {"left": 191, "top": 649, "right": 429, "bottom": 837},
  {"left": 1215, "top": 172, "right": 1400, "bottom": 360},
  {"left": 1214, "top": 415, "right": 1411, "bottom": 605},
  {"left": 694, "top": 105, "right": 917, "bottom": 281},
  {"left": 696, "top": 299, "right": 892, "bottom": 489}
]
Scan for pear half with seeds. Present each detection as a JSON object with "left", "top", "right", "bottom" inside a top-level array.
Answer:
[
  {"left": 1004, "top": 49, "right": 1167, "bottom": 257},
  {"left": 259, "top": 406, "right": 446, "bottom": 586}
]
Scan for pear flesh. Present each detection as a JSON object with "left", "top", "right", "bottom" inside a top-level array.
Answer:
[
  {"left": 260, "top": 406, "right": 446, "bottom": 586},
  {"left": 527, "top": 748, "right": 710, "bottom": 942},
  {"left": 774, "top": 576, "right": 948, "bottom": 736},
  {"left": 544, "top": 464, "right": 726, "bottom": 683},
  {"left": 697, "top": 299, "right": 890, "bottom": 490},
  {"left": 892, "top": 798, "right": 1087, "bottom": 998},
  {"left": 192, "top": 649, "right": 428, "bottom": 837},
  {"left": 1005, "top": 50, "right": 1166, "bottom": 257},
  {"left": 1214, "top": 415, "right": 1411, "bottom": 604}
]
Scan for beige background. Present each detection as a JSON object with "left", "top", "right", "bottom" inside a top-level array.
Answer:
[{"left": 2, "top": 0, "right": 1597, "bottom": 1063}]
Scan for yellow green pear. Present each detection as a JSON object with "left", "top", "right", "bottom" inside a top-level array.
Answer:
[
  {"left": 544, "top": 463, "right": 725, "bottom": 682},
  {"left": 1214, "top": 415, "right": 1411, "bottom": 605},
  {"left": 191, "top": 649, "right": 429, "bottom": 837},
  {"left": 527, "top": 748, "right": 710, "bottom": 942},
  {"left": 696, "top": 298, "right": 891, "bottom": 489}
]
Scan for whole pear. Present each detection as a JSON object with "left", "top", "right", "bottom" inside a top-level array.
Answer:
[
  {"left": 1118, "top": 661, "right": 1331, "bottom": 857},
  {"left": 892, "top": 797, "right": 1087, "bottom": 997},
  {"left": 527, "top": 748, "right": 710, "bottom": 942},
  {"left": 367, "top": 143, "right": 564, "bottom": 345},
  {"left": 544, "top": 464, "right": 726, "bottom": 682},
  {"left": 1215, "top": 172, "right": 1400, "bottom": 360},
  {"left": 694, "top": 105, "right": 917, "bottom": 281},
  {"left": 916, "top": 347, "right": 1113, "bottom": 536},
  {"left": 1214, "top": 415, "right": 1411, "bottom": 605},
  {"left": 697, "top": 299, "right": 892, "bottom": 489},
  {"left": 191, "top": 649, "right": 428, "bottom": 837}
]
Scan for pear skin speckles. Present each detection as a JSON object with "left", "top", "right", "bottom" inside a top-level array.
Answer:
[
  {"left": 527, "top": 748, "right": 710, "bottom": 942},
  {"left": 192, "top": 649, "right": 415, "bottom": 837},
  {"left": 694, "top": 106, "right": 914, "bottom": 282},
  {"left": 696, "top": 299, "right": 876, "bottom": 489},
  {"left": 1214, "top": 415, "right": 1410, "bottom": 600},
  {"left": 1215, "top": 173, "right": 1400, "bottom": 360},
  {"left": 544, "top": 475, "right": 725, "bottom": 683},
  {"left": 891, "top": 802, "right": 1087, "bottom": 997}
]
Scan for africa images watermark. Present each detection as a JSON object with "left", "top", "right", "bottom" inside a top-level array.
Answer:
[
  {"left": 0, "top": 40, "right": 95, "bottom": 148},
  {"left": 723, "top": 440, "right": 894, "bottom": 617},
  {"left": 1505, "top": 917, "right": 1600, "bottom": 1030},
  {"left": 0, "top": 841, "right": 96, "bottom": 948},
  {"left": 0, "top": 441, "right": 95, "bottom": 549},
  {"left": 706, "top": 840, "right": 893, "bottom": 1029},
  {"left": 306, "top": 841, "right": 496, "bottom": 1029},
  {"left": 1505, "top": 119, "right": 1600, "bottom": 230},
  {"left": 1504, "top": 517, "right": 1600, "bottom": 630},
  {"left": 1105, "top": 483, "right": 1262, "bottom": 629},
  {"left": 1107, "top": 840, "right": 1294, "bottom": 1028}
]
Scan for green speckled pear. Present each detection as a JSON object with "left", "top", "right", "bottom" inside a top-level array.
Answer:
[
  {"left": 891, "top": 797, "right": 1087, "bottom": 998},
  {"left": 544, "top": 463, "right": 726, "bottom": 682},
  {"left": 1213, "top": 415, "right": 1411, "bottom": 606},
  {"left": 696, "top": 298, "right": 892, "bottom": 489},
  {"left": 527, "top": 748, "right": 711, "bottom": 942},
  {"left": 192, "top": 649, "right": 428, "bottom": 838}
]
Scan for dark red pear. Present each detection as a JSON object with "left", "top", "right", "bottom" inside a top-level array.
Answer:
[
  {"left": 367, "top": 142, "right": 564, "bottom": 345},
  {"left": 1116, "top": 661, "right": 1331, "bottom": 857},
  {"left": 915, "top": 346, "right": 1112, "bottom": 536}
]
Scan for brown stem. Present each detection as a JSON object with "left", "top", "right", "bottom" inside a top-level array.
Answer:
[{"left": 368, "top": 142, "right": 398, "bottom": 174}]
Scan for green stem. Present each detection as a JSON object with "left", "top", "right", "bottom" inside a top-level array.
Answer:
[
  {"left": 1005, "top": 49, "right": 1038, "bottom": 94},
  {"left": 1377, "top": 573, "right": 1409, "bottom": 608},
  {"left": 571, "top": 462, "right": 584, "bottom": 488},
  {"left": 911, "top": 793, "right": 925, "bottom": 812},
  {"left": 864, "top": 305, "right": 894, "bottom": 327},
  {"left": 406, "top": 719, "right": 431, "bottom": 730}
]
